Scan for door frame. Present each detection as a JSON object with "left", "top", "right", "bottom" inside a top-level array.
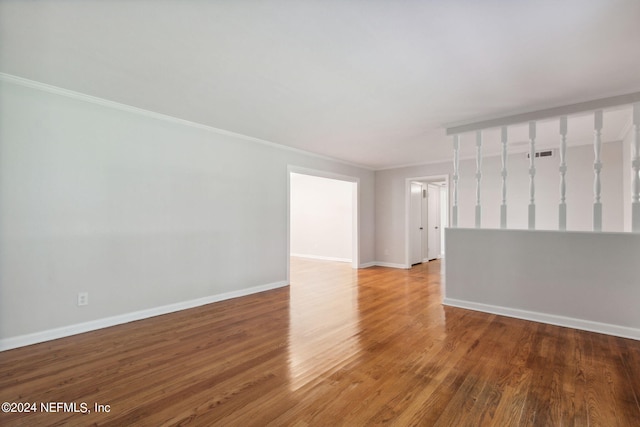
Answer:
[
  {"left": 409, "top": 181, "right": 424, "bottom": 266},
  {"left": 426, "top": 183, "right": 441, "bottom": 261},
  {"left": 287, "top": 165, "right": 360, "bottom": 284},
  {"left": 404, "top": 174, "right": 449, "bottom": 268}
]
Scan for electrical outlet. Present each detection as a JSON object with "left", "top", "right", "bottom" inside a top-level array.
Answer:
[{"left": 77, "top": 292, "right": 89, "bottom": 306}]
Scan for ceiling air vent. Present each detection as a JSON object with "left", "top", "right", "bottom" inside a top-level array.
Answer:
[{"left": 527, "top": 149, "right": 554, "bottom": 159}]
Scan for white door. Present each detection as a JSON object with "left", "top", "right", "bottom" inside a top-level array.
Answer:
[
  {"left": 409, "top": 182, "right": 423, "bottom": 265},
  {"left": 427, "top": 184, "right": 441, "bottom": 260}
]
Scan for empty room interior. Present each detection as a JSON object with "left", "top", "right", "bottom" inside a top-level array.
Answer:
[{"left": 1, "top": 1, "right": 640, "bottom": 425}]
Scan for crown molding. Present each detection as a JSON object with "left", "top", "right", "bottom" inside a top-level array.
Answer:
[{"left": 0, "top": 73, "right": 374, "bottom": 171}]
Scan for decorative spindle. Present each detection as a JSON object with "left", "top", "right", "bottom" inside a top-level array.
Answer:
[
  {"left": 500, "top": 127, "right": 508, "bottom": 229},
  {"left": 632, "top": 103, "right": 640, "bottom": 232},
  {"left": 593, "top": 110, "right": 603, "bottom": 231},
  {"left": 452, "top": 135, "right": 460, "bottom": 228},
  {"left": 559, "top": 116, "right": 568, "bottom": 230},
  {"left": 528, "top": 122, "right": 536, "bottom": 230},
  {"left": 475, "top": 131, "right": 482, "bottom": 228}
]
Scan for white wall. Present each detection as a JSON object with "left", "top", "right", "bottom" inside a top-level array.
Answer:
[
  {"left": 445, "top": 228, "right": 640, "bottom": 340},
  {"left": 375, "top": 142, "right": 625, "bottom": 265},
  {"left": 290, "top": 173, "right": 353, "bottom": 262},
  {"left": 0, "top": 77, "right": 375, "bottom": 348}
]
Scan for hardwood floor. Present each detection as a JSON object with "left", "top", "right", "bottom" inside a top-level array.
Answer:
[{"left": 1, "top": 257, "right": 639, "bottom": 426}]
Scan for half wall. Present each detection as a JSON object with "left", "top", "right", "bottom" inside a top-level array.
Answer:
[{"left": 444, "top": 228, "right": 640, "bottom": 340}]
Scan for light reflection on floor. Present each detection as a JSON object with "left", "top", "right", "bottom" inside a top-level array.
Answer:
[{"left": 287, "top": 257, "right": 362, "bottom": 391}]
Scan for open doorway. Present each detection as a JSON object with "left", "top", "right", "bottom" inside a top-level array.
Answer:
[
  {"left": 287, "top": 167, "right": 359, "bottom": 281},
  {"left": 286, "top": 167, "right": 360, "bottom": 389},
  {"left": 405, "top": 175, "right": 449, "bottom": 268}
]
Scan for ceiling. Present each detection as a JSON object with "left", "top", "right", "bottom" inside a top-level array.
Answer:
[{"left": 1, "top": 1, "right": 640, "bottom": 170}]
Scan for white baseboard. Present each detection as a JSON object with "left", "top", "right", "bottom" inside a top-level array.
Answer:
[
  {"left": 290, "top": 253, "right": 351, "bottom": 263},
  {"left": 374, "top": 262, "right": 410, "bottom": 269},
  {"left": 291, "top": 257, "right": 406, "bottom": 269},
  {"left": 442, "top": 298, "right": 640, "bottom": 341},
  {"left": 358, "top": 262, "right": 376, "bottom": 268},
  {"left": 0, "top": 280, "right": 288, "bottom": 352}
]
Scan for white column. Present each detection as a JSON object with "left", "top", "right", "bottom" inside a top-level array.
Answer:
[
  {"left": 475, "top": 131, "right": 482, "bottom": 228},
  {"left": 632, "top": 103, "right": 640, "bottom": 232},
  {"left": 500, "top": 127, "right": 508, "bottom": 229},
  {"left": 559, "top": 116, "right": 568, "bottom": 230},
  {"left": 452, "top": 135, "right": 459, "bottom": 228},
  {"left": 593, "top": 110, "right": 603, "bottom": 231},
  {"left": 528, "top": 122, "right": 536, "bottom": 230}
]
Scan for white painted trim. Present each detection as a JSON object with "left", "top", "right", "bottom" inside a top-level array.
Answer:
[
  {"left": 290, "top": 253, "right": 351, "bottom": 263},
  {"left": 405, "top": 175, "right": 450, "bottom": 268},
  {"left": 0, "top": 280, "right": 288, "bottom": 352},
  {"left": 287, "top": 165, "right": 360, "bottom": 184},
  {"left": 446, "top": 91, "right": 640, "bottom": 135},
  {"left": 452, "top": 226, "right": 632, "bottom": 236},
  {"left": 375, "top": 261, "right": 410, "bottom": 269},
  {"left": 358, "top": 262, "right": 377, "bottom": 268},
  {"left": 443, "top": 298, "right": 640, "bottom": 341},
  {"left": 0, "top": 73, "right": 373, "bottom": 171}
]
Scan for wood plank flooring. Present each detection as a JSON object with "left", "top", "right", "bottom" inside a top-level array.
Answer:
[{"left": 1, "top": 258, "right": 639, "bottom": 426}]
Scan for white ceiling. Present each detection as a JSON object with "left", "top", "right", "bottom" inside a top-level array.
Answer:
[{"left": 1, "top": 1, "right": 639, "bottom": 169}]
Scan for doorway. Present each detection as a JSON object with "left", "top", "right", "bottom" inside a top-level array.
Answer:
[
  {"left": 409, "top": 182, "right": 423, "bottom": 265},
  {"left": 287, "top": 167, "right": 360, "bottom": 389},
  {"left": 426, "top": 183, "right": 441, "bottom": 260},
  {"left": 287, "top": 167, "right": 359, "bottom": 282},
  {"left": 405, "top": 175, "right": 449, "bottom": 268}
]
